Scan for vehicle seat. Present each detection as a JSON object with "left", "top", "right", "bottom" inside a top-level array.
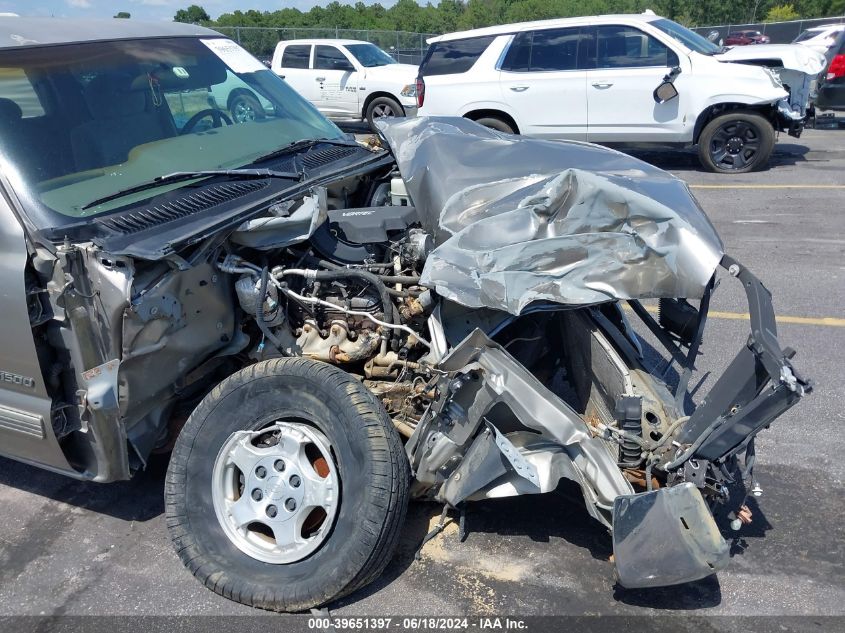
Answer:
[
  {"left": 0, "top": 97, "right": 29, "bottom": 174},
  {"left": 0, "top": 97, "right": 23, "bottom": 146},
  {"left": 599, "top": 35, "right": 628, "bottom": 68},
  {"left": 70, "top": 73, "right": 177, "bottom": 171},
  {"left": 0, "top": 97, "right": 64, "bottom": 181}
]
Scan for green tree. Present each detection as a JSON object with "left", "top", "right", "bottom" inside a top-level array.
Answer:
[
  {"left": 766, "top": 3, "right": 801, "bottom": 20},
  {"left": 113, "top": 12, "right": 130, "bottom": 19},
  {"left": 174, "top": 5, "right": 211, "bottom": 24},
  {"left": 209, "top": 0, "right": 845, "bottom": 33}
]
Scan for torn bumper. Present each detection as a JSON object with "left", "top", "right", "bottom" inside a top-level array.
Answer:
[{"left": 613, "top": 483, "right": 729, "bottom": 588}]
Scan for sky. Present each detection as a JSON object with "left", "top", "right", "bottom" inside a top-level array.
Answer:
[{"left": 0, "top": 1, "right": 397, "bottom": 21}]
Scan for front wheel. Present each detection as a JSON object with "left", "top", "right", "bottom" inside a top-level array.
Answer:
[
  {"left": 697, "top": 111, "right": 775, "bottom": 173},
  {"left": 230, "top": 93, "right": 265, "bottom": 123},
  {"left": 365, "top": 96, "right": 404, "bottom": 131},
  {"left": 165, "top": 358, "right": 409, "bottom": 612}
]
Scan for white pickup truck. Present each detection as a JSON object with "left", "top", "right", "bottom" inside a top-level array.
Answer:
[{"left": 271, "top": 39, "right": 418, "bottom": 129}]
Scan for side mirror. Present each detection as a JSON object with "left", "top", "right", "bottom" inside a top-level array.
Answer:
[
  {"left": 333, "top": 59, "right": 355, "bottom": 72},
  {"left": 653, "top": 65, "right": 682, "bottom": 103},
  {"left": 653, "top": 81, "right": 679, "bottom": 104}
]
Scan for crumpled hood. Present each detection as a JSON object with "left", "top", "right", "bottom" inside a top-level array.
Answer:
[
  {"left": 716, "top": 44, "right": 827, "bottom": 75},
  {"left": 377, "top": 116, "right": 724, "bottom": 314}
]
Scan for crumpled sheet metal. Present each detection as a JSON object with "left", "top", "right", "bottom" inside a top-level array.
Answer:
[
  {"left": 377, "top": 117, "right": 724, "bottom": 314},
  {"left": 230, "top": 188, "right": 327, "bottom": 250}
]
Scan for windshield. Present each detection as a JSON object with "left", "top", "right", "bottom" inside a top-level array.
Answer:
[
  {"left": 0, "top": 36, "right": 344, "bottom": 227},
  {"left": 345, "top": 43, "right": 397, "bottom": 67},
  {"left": 793, "top": 30, "right": 820, "bottom": 43},
  {"left": 651, "top": 18, "right": 721, "bottom": 55}
]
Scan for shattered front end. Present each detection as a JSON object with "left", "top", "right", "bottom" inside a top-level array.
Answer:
[{"left": 381, "top": 118, "right": 811, "bottom": 589}]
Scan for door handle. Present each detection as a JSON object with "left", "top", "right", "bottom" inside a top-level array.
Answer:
[
  {"left": 509, "top": 85, "right": 529, "bottom": 92},
  {"left": 316, "top": 77, "right": 326, "bottom": 82},
  {"left": 592, "top": 82, "right": 613, "bottom": 89}
]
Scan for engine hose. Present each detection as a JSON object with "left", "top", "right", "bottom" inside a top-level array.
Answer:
[
  {"left": 661, "top": 416, "right": 724, "bottom": 472},
  {"left": 275, "top": 265, "right": 402, "bottom": 330},
  {"left": 645, "top": 458, "right": 657, "bottom": 492},
  {"left": 297, "top": 254, "right": 420, "bottom": 288},
  {"left": 256, "top": 266, "right": 285, "bottom": 353},
  {"left": 377, "top": 275, "right": 421, "bottom": 285}
]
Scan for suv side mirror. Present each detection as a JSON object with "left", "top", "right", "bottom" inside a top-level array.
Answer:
[
  {"left": 654, "top": 81, "right": 679, "bottom": 103},
  {"left": 653, "top": 66, "right": 681, "bottom": 104}
]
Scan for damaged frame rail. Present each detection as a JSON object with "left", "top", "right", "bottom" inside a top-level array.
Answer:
[
  {"left": 628, "top": 254, "right": 811, "bottom": 464},
  {"left": 407, "top": 255, "right": 811, "bottom": 589},
  {"left": 613, "top": 255, "right": 811, "bottom": 587}
]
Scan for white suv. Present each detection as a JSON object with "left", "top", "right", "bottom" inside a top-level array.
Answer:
[
  {"left": 271, "top": 39, "right": 418, "bottom": 128},
  {"left": 416, "top": 14, "right": 825, "bottom": 173},
  {"left": 793, "top": 24, "right": 845, "bottom": 57}
]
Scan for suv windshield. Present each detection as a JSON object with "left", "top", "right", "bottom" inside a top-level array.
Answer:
[
  {"left": 793, "top": 29, "right": 820, "bottom": 42},
  {"left": 651, "top": 18, "right": 721, "bottom": 55},
  {"left": 0, "top": 36, "right": 344, "bottom": 227},
  {"left": 345, "top": 43, "right": 397, "bottom": 67}
]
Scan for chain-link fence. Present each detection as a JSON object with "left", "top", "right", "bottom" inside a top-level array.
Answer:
[
  {"left": 217, "top": 17, "right": 845, "bottom": 63},
  {"left": 692, "top": 16, "right": 845, "bottom": 45},
  {"left": 213, "top": 26, "right": 437, "bottom": 65}
]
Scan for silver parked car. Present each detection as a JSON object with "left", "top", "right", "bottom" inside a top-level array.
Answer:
[{"left": 0, "top": 17, "right": 810, "bottom": 611}]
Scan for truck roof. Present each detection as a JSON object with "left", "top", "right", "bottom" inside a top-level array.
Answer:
[
  {"left": 278, "top": 39, "right": 371, "bottom": 46},
  {"left": 0, "top": 16, "right": 221, "bottom": 50}
]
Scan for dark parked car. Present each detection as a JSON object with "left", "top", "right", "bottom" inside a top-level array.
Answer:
[
  {"left": 725, "top": 30, "right": 770, "bottom": 46},
  {"left": 815, "top": 31, "right": 845, "bottom": 110}
]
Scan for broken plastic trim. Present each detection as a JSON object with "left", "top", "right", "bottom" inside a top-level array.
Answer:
[
  {"left": 678, "top": 255, "right": 811, "bottom": 462},
  {"left": 612, "top": 482, "right": 729, "bottom": 588},
  {"left": 621, "top": 255, "right": 811, "bottom": 469}
]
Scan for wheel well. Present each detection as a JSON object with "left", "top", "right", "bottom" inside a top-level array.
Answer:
[
  {"left": 463, "top": 109, "right": 520, "bottom": 134},
  {"left": 362, "top": 91, "right": 404, "bottom": 118},
  {"left": 693, "top": 103, "right": 775, "bottom": 144},
  {"left": 226, "top": 88, "right": 259, "bottom": 112}
]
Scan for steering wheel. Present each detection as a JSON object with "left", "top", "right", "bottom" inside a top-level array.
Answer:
[{"left": 180, "top": 108, "right": 233, "bottom": 134}]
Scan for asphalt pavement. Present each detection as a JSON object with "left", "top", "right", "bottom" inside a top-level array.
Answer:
[{"left": 0, "top": 126, "right": 843, "bottom": 623}]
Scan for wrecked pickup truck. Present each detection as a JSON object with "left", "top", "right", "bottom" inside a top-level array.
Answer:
[{"left": 0, "top": 18, "right": 810, "bottom": 612}]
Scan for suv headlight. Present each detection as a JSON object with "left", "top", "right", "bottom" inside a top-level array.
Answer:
[{"left": 400, "top": 84, "right": 417, "bottom": 97}]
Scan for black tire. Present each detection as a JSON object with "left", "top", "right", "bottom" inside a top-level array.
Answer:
[
  {"left": 365, "top": 96, "right": 404, "bottom": 130},
  {"left": 229, "top": 92, "right": 265, "bottom": 123},
  {"left": 474, "top": 116, "right": 516, "bottom": 134},
  {"left": 697, "top": 111, "right": 775, "bottom": 173},
  {"left": 165, "top": 358, "right": 409, "bottom": 612}
]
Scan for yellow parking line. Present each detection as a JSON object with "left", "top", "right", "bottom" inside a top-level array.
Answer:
[
  {"left": 629, "top": 304, "right": 845, "bottom": 328},
  {"left": 689, "top": 184, "right": 845, "bottom": 189}
]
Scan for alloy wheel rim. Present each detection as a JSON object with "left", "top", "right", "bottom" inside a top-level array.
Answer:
[
  {"left": 233, "top": 100, "right": 256, "bottom": 123},
  {"left": 372, "top": 103, "right": 394, "bottom": 118},
  {"left": 710, "top": 120, "right": 761, "bottom": 170},
  {"left": 211, "top": 422, "right": 339, "bottom": 564}
]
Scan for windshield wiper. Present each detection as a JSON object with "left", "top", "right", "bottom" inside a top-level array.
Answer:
[
  {"left": 81, "top": 168, "right": 302, "bottom": 211},
  {"left": 248, "top": 137, "right": 360, "bottom": 167}
]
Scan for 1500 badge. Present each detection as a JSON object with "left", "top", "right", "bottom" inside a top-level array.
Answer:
[{"left": 1, "top": 370, "right": 35, "bottom": 388}]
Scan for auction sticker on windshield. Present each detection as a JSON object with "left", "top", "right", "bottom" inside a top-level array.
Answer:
[{"left": 201, "top": 38, "right": 265, "bottom": 73}]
